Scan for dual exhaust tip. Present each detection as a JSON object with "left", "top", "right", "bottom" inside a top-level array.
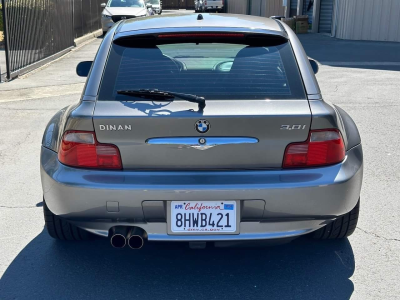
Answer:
[{"left": 110, "top": 227, "right": 145, "bottom": 249}]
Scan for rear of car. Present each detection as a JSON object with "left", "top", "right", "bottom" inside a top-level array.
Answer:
[
  {"left": 41, "top": 15, "right": 362, "bottom": 247},
  {"left": 204, "top": 0, "right": 224, "bottom": 12},
  {"left": 146, "top": 0, "right": 162, "bottom": 14}
]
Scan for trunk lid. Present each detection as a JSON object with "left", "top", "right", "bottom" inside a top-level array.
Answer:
[{"left": 93, "top": 100, "right": 311, "bottom": 170}]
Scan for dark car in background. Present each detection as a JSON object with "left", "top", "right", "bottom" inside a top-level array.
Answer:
[
  {"left": 146, "top": 0, "right": 162, "bottom": 14},
  {"left": 195, "top": 0, "right": 224, "bottom": 12}
]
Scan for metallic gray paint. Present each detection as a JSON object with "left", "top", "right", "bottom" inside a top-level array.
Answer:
[
  {"left": 75, "top": 221, "right": 319, "bottom": 241},
  {"left": 117, "top": 14, "right": 283, "bottom": 33},
  {"left": 334, "top": 105, "right": 362, "bottom": 150},
  {"left": 42, "top": 102, "right": 96, "bottom": 153},
  {"left": 64, "top": 101, "right": 95, "bottom": 132},
  {"left": 93, "top": 100, "right": 311, "bottom": 169},
  {"left": 41, "top": 143, "right": 362, "bottom": 239},
  {"left": 308, "top": 100, "right": 349, "bottom": 149},
  {"left": 42, "top": 107, "right": 67, "bottom": 152},
  {"left": 307, "top": 94, "right": 322, "bottom": 100}
]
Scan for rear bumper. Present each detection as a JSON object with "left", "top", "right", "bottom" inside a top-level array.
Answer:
[
  {"left": 41, "top": 144, "right": 363, "bottom": 240},
  {"left": 205, "top": 6, "right": 224, "bottom": 10},
  {"left": 152, "top": 6, "right": 161, "bottom": 13}
]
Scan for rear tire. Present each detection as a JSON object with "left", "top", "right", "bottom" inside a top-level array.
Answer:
[
  {"left": 312, "top": 200, "right": 360, "bottom": 239},
  {"left": 43, "top": 200, "right": 91, "bottom": 241}
]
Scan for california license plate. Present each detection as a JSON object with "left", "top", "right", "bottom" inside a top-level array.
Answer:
[{"left": 170, "top": 201, "right": 237, "bottom": 233}]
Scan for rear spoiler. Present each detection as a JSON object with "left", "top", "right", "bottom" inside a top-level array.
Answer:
[{"left": 113, "top": 31, "right": 288, "bottom": 47}]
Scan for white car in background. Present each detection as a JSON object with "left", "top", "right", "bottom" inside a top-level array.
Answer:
[
  {"left": 194, "top": 0, "right": 204, "bottom": 12},
  {"left": 196, "top": 0, "right": 224, "bottom": 12},
  {"left": 101, "top": 0, "right": 152, "bottom": 34}
]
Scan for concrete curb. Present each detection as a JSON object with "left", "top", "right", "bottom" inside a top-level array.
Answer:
[{"left": 74, "top": 29, "right": 103, "bottom": 47}]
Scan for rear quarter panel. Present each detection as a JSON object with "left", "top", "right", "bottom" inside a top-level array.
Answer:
[
  {"left": 334, "top": 105, "right": 361, "bottom": 150},
  {"left": 42, "top": 24, "right": 117, "bottom": 151},
  {"left": 42, "top": 102, "right": 95, "bottom": 152}
]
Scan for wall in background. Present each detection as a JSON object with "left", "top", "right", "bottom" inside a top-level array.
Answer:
[
  {"left": 335, "top": 0, "right": 400, "bottom": 42},
  {"left": 226, "top": 0, "right": 249, "bottom": 15},
  {"left": 227, "top": 0, "right": 284, "bottom": 17}
]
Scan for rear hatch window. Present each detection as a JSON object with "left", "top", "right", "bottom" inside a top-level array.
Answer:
[
  {"left": 94, "top": 34, "right": 311, "bottom": 170},
  {"left": 98, "top": 35, "right": 306, "bottom": 100}
]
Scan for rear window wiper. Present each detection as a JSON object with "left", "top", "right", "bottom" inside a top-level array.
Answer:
[{"left": 117, "top": 89, "right": 206, "bottom": 110}]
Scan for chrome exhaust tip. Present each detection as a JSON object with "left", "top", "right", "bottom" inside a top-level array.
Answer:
[
  {"left": 110, "top": 227, "right": 128, "bottom": 248},
  {"left": 127, "top": 227, "right": 145, "bottom": 249}
]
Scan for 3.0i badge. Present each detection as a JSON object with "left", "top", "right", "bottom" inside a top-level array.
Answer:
[{"left": 195, "top": 120, "right": 210, "bottom": 134}]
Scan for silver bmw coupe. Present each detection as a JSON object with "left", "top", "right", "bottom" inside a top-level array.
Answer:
[{"left": 41, "top": 13, "right": 363, "bottom": 249}]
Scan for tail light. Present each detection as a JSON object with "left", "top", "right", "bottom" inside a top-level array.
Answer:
[
  {"left": 283, "top": 129, "right": 345, "bottom": 168},
  {"left": 58, "top": 131, "right": 122, "bottom": 170}
]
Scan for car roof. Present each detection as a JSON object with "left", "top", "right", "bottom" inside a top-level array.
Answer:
[{"left": 117, "top": 13, "right": 283, "bottom": 34}]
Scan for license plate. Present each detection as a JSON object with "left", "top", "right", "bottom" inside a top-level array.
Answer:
[{"left": 171, "top": 201, "right": 236, "bottom": 233}]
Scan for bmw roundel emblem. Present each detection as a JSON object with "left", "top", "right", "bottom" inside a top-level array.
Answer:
[{"left": 195, "top": 119, "right": 210, "bottom": 134}]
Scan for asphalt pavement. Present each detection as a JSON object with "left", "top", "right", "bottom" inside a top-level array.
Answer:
[{"left": 0, "top": 15, "right": 399, "bottom": 299}]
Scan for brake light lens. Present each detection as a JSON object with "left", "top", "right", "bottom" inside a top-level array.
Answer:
[
  {"left": 58, "top": 131, "right": 122, "bottom": 169},
  {"left": 158, "top": 33, "right": 244, "bottom": 38},
  {"left": 283, "top": 129, "right": 345, "bottom": 168}
]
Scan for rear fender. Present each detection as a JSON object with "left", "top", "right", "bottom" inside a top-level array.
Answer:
[
  {"left": 42, "top": 102, "right": 95, "bottom": 153},
  {"left": 309, "top": 100, "right": 360, "bottom": 150},
  {"left": 334, "top": 105, "right": 361, "bottom": 150},
  {"left": 42, "top": 107, "right": 68, "bottom": 152}
]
